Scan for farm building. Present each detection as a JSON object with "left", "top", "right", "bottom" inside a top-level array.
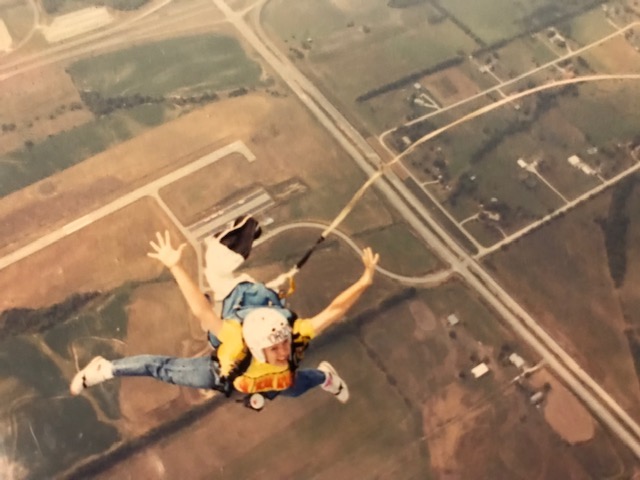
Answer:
[{"left": 471, "top": 363, "right": 490, "bottom": 379}]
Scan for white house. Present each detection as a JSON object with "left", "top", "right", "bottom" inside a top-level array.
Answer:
[
  {"left": 568, "top": 154, "right": 581, "bottom": 166},
  {"left": 471, "top": 363, "right": 490, "bottom": 379},
  {"left": 508, "top": 353, "right": 526, "bottom": 369},
  {"left": 530, "top": 391, "right": 545, "bottom": 406},
  {"left": 581, "top": 164, "right": 596, "bottom": 175},
  {"left": 447, "top": 314, "right": 460, "bottom": 326}
]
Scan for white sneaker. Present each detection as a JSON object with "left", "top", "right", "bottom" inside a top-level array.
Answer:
[
  {"left": 318, "top": 361, "right": 349, "bottom": 403},
  {"left": 70, "top": 356, "right": 114, "bottom": 395}
]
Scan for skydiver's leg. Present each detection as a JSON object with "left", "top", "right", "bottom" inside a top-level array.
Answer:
[
  {"left": 70, "top": 354, "right": 220, "bottom": 395},
  {"left": 111, "top": 355, "right": 219, "bottom": 388},
  {"left": 279, "top": 363, "right": 349, "bottom": 403},
  {"left": 278, "top": 369, "right": 327, "bottom": 397}
]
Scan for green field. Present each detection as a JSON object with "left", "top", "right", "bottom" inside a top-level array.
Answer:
[
  {"left": 0, "top": 286, "right": 134, "bottom": 478},
  {"left": 352, "top": 87, "right": 413, "bottom": 133},
  {"left": 67, "top": 34, "right": 262, "bottom": 97},
  {"left": 458, "top": 138, "right": 564, "bottom": 222},
  {"left": 464, "top": 219, "right": 504, "bottom": 247},
  {"left": 263, "top": 0, "right": 476, "bottom": 102},
  {"left": 263, "top": 0, "right": 390, "bottom": 40},
  {"left": 565, "top": 7, "right": 616, "bottom": 45},
  {"left": 440, "top": 0, "right": 601, "bottom": 45},
  {"left": 494, "top": 37, "right": 558, "bottom": 77},
  {"left": 354, "top": 222, "right": 444, "bottom": 276},
  {"left": 0, "top": 34, "right": 264, "bottom": 199},
  {"left": 310, "top": 19, "right": 475, "bottom": 98},
  {"left": 0, "top": 105, "right": 166, "bottom": 198},
  {"left": 557, "top": 82, "right": 640, "bottom": 147}
]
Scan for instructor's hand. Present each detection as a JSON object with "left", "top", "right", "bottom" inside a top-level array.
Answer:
[
  {"left": 147, "top": 230, "right": 186, "bottom": 269},
  {"left": 360, "top": 247, "right": 379, "bottom": 285}
]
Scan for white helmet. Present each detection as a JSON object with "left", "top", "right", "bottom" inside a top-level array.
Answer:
[{"left": 242, "top": 308, "right": 292, "bottom": 363}]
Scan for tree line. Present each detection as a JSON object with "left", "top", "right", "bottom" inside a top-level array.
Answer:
[
  {"left": 355, "top": 56, "right": 463, "bottom": 103},
  {"left": 354, "top": 0, "right": 606, "bottom": 105},
  {"left": 0, "top": 292, "right": 100, "bottom": 341},
  {"left": 79, "top": 90, "right": 220, "bottom": 116},
  {"left": 596, "top": 175, "right": 638, "bottom": 288},
  {"left": 42, "top": 0, "right": 149, "bottom": 15}
]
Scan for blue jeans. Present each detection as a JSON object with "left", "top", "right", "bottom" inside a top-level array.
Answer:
[
  {"left": 279, "top": 368, "right": 326, "bottom": 398},
  {"left": 111, "top": 355, "right": 326, "bottom": 396},
  {"left": 112, "top": 355, "right": 219, "bottom": 389}
]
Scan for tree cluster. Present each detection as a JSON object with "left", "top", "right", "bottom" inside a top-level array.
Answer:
[
  {"left": 0, "top": 292, "right": 100, "bottom": 341},
  {"left": 388, "top": 0, "right": 427, "bottom": 8},
  {"left": 448, "top": 172, "right": 477, "bottom": 206},
  {"left": 79, "top": 90, "right": 219, "bottom": 116},
  {"left": 470, "top": 90, "right": 560, "bottom": 165},
  {"left": 596, "top": 175, "right": 638, "bottom": 288},
  {"left": 228, "top": 87, "right": 248, "bottom": 98},
  {"left": 42, "top": 0, "right": 149, "bottom": 15}
]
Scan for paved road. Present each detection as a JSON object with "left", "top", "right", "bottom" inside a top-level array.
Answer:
[
  {"left": 0, "top": 141, "right": 254, "bottom": 274},
  {"left": 215, "top": 0, "right": 640, "bottom": 456},
  {"left": 0, "top": 0, "right": 216, "bottom": 81}
]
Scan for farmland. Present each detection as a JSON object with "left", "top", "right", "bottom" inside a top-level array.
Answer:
[
  {"left": 487, "top": 179, "right": 640, "bottom": 420},
  {"left": 0, "top": 34, "right": 263, "bottom": 199},
  {"left": 262, "top": 0, "right": 476, "bottom": 106},
  {"left": 438, "top": 0, "right": 607, "bottom": 45},
  {"left": 67, "top": 34, "right": 262, "bottom": 97},
  {"left": 2, "top": 0, "right": 640, "bottom": 475}
]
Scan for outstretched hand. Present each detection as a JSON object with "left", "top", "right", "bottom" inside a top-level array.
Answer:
[
  {"left": 147, "top": 230, "right": 186, "bottom": 269},
  {"left": 360, "top": 247, "right": 379, "bottom": 285}
]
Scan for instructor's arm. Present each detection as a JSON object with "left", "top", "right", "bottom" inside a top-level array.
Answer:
[
  {"left": 148, "top": 231, "right": 223, "bottom": 336},
  {"left": 310, "top": 247, "right": 379, "bottom": 335}
]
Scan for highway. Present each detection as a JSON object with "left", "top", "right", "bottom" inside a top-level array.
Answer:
[{"left": 212, "top": 0, "right": 640, "bottom": 457}]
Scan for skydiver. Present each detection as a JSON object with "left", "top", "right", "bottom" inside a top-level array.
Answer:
[{"left": 70, "top": 217, "right": 379, "bottom": 410}]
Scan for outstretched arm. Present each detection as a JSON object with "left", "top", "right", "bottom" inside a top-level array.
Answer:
[
  {"left": 310, "top": 247, "right": 379, "bottom": 335},
  {"left": 148, "top": 231, "right": 223, "bottom": 336}
]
